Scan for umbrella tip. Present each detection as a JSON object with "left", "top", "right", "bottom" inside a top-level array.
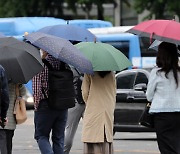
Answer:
[
  {"left": 24, "top": 32, "right": 29, "bottom": 36},
  {"left": 67, "top": 20, "right": 69, "bottom": 25}
]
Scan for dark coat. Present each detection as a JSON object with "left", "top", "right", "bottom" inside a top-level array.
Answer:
[{"left": 0, "top": 65, "right": 9, "bottom": 119}]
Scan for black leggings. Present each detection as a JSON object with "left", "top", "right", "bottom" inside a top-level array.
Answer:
[{"left": 154, "top": 112, "right": 180, "bottom": 154}]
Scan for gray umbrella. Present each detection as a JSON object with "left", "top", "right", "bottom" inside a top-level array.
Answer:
[
  {"left": 148, "top": 40, "right": 162, "bottom": 51},
  {"left": 0, "top": 37, "right": 43, "bottom": 83},
  {"left": 149, "top": 40, "right": 180, "bottom": 54}
]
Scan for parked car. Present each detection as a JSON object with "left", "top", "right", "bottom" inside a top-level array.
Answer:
[
  {"left": 23, "top": 88, "right": 34, "bottom": 110},
  {"left": 114, "top": 69, "right": 154, "bottom": 134}
]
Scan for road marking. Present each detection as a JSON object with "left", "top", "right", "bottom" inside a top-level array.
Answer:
[{"left": 114, "top": 149, "right": 159, "bottom": 153}]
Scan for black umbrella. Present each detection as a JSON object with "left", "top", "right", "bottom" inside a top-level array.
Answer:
[{"left": 0, "top": 37, "right": 43, "bottom": 83}]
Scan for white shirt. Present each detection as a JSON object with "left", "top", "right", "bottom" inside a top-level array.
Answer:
[{"left": 146, "top": 67, "right": 180, "bottom": 113}]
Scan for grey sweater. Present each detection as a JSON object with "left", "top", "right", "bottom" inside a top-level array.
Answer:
[{"left": 0, "top": 83, "right": 26, "bottom": 130}]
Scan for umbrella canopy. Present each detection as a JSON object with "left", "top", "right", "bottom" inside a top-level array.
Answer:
[
  {"left": 149, "top": 40, "right": 180, "bottom": 55},
  {"left": 75, "top": 42, "right": 132, "bottom": 71},
  {"left": 24, "top": 32, "right": 93, "bottom": 74},
  {"left": 0, "top": 37, "right": 43, "bottom": 83},
  {"left": 127, "top": 20, "right": 180, "bottom": 45},
  {"left": 0, "top": 32, "right": 5, "bottom": 38},
  {"left": 38, "top": 24, "right": 97, "bottom": 42}
]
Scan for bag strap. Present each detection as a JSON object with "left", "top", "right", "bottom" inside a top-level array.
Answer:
[
  {"left": 15, "top": 84, "right": 20, "bottom": 98},
  {"left": 14, "top": 84, "right": 20, "bottom": 114}
]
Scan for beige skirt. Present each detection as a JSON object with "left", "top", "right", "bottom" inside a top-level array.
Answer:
[{"left": 83, "top": 142, "right": 113, "bottom": 154}]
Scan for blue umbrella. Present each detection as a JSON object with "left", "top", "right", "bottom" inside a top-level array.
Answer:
[
  {"left": 24, "top": 32, "right": 93, "bottom": 74},
  {"left": 38, "top": 24, "right": 97, "bottom": 42},
  {"left": 0, "top": 32, "right": 5, "bottom": 38}
]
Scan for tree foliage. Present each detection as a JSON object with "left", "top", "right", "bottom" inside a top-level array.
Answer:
[
  {"left": 66, "top": 0, "right": 116, "bottom": 20},
  {"left": 0, "top": 0, "right": 65, "bottom": 18},
  {"left": 134, "top": 0, "right": 180, "bottom": 20},
  {"left": 0, "top": 0, "right": 115, "bottom": 19},
  {"left": 0, "top": 0, "right": 128, "bottom": 20}
]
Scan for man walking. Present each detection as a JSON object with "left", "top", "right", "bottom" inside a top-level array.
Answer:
[
  {"left": 64, "top": 67, "right": 85, "bottom": 154},
  {"left": 33, "top": 50, "right": 70, "bottom": 154}
]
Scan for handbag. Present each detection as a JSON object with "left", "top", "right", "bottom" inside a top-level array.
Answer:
[
  {"left": 13, "top": 84, "right": 27, "bottom": 124},
  {"left": 139, "top": 102, "right": 154, "bottom": 128}
]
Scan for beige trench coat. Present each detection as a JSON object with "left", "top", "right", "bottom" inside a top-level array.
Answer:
[{"left": 81, "top": 72, "right": 116, "bottom": 143}]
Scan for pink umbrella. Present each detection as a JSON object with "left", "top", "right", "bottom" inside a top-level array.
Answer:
[{"left": 127, "top": 19, "right": 180, "bottom": 45}]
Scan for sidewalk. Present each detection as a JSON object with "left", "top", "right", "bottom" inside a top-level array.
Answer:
[
  {"left": 13, "top": 110, "right": 83, "bottom": 154},
  {"left": 13, "top": 111, "right": 39, "bottom": 154}
]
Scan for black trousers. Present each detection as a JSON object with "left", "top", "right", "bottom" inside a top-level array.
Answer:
[
  {"left": 0, "top": 129, "right": 14, "bottom": 154},
  {"left": 154, "top": 112, "right": 180, "bottom": 154},
  {"left": 0, "top": 129, "right": 7, "bottom": 154},
  {"left": 5, "top": 130, "right": 14, "bottom": 154}
]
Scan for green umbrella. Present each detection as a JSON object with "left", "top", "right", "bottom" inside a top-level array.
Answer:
[{"left": 75, "top": 42, "right": 132, "bottom": 71}]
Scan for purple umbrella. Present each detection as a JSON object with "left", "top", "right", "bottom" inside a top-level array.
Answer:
[{"left": 24, "top": 32, "right": 93, "bottom": 74}]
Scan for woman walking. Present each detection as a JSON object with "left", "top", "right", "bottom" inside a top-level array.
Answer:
[
  {"left": 81, "top": 71, "right": 116, "bottom": 154},
  {"left": 0, "top": 83, "right": 26, "bottom": 154},
  {"left": 146, "top": 42, "right": 180, "bottom": 154}
]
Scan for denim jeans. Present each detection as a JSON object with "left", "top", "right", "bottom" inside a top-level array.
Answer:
[{"left": 34, "top": 99, "right": 68, "bottom": 154}]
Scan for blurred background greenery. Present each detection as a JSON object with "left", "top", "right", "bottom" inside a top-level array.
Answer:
[{"left": 0, "top": 0, "right": 179, "bottom": 26}]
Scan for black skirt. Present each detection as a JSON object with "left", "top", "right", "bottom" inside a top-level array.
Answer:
[{"left": 154, "top": 112, "right": 180, "bottom": 154}]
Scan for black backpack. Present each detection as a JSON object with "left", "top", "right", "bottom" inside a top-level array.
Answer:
[{"left": 42, "top": 60, "right": 76, "bottom": 110}]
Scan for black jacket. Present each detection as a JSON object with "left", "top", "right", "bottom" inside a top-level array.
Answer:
[{"left": 0, "top": 65, "right": 9, "bottom": 118}]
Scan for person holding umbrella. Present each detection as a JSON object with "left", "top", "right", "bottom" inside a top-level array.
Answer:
[
  {"left": 81, "top": 71, "right": 116, "bottom": 153},
  {"left": 33, "top": 49, "right": 72, "bottom": 154},
  {"left": 0, "top": 83, "right": 26, "bottom": 154},
  {"left": 146, "top": 42, "right": 180, "bottom": 154},
  {"left": 74, "top": 41, "right": 131, "bottom": 153},
  {"left": 0, "top": 36, "right": 43, "bottom": 154}
]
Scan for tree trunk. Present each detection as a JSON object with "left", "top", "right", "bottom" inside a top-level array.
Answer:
[{"left": 97, "top": 5, "right": 104, "bottom": 20}]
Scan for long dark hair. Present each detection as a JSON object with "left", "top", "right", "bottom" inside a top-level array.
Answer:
[
  {"left": 156, "top": 42, "right": 180, "bottom": 86},
  {"left": 97, "top": 71, "right": 111, "bottom": 78}
]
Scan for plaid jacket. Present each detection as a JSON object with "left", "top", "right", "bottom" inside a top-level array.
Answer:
[{"left": 32, "top": 54, "right": 61, "bottom": 110}]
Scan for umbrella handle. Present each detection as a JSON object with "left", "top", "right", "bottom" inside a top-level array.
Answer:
[{"left": 150, "top": 32, "right": 154, "bottom": 44}]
